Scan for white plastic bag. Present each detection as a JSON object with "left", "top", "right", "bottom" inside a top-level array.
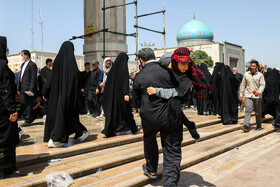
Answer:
[{"left": 46, "top": 171, "right": 74, "bottom": 187}]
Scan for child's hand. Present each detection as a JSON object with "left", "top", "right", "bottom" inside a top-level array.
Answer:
[{"left": 147, "top": 87, "right": 156, "bottom": 95}]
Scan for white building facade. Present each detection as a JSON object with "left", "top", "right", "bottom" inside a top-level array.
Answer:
[
  {"left": 154, "top": 18, "right": 245, "bottom": 74},
  {"left": 7, "top": 51, "right": 84, "bottom": 72}
]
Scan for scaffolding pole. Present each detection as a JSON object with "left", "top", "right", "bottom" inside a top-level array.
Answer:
[
  {"left": 135, "top": 0, "right": 138, "bottom": 69},
  {"left": 71, "top": 0, "right": 166, "bottom": 71},
  {"left": 163, "top": 0, "right": 166, "bottom": 52},
  {"left": 103, "top": 0, "right": 106, "bottom": 59}
]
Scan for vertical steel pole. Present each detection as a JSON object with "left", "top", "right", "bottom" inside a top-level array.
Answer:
[
  {"left": 103, "top": 0, "right": 106, "bottom": 60},
  {"left": 163, "top": 0, "right": 166, "bottom": 53},
  {"left": 135, "top": 0, "right": 139, "bottom": 70}
]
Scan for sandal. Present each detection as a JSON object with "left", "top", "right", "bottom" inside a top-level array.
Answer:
[
  {"left": 96, "top": 115, "right": 105, "bottom": 120},
  {"left": 142, "top": 164, "right": 158, "bottom": 179}
]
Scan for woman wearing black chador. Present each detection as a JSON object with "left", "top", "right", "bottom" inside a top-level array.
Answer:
[
  {"left": 0, "top": 36, "right": 21, "bottom": 178},
  {"left": 43, "top": 41, "right": 89, "bottom": 148},
  {"left": 102, "top": 53, "right": 139, "bottom": 137}
]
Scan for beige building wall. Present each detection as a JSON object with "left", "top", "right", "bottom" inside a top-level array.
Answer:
[
  {"left": 7, "top": 51, "right": 84, "bottom": 72},
  {"left": 154, "top": 41, "right": 245, "bottom": 74},
  {"left": 83, "top": 0, "right": 127, "bottom": 69}
]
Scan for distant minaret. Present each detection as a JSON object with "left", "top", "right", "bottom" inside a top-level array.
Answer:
[
  {"left": 39, "top": 8, "right": 44, "bottom": 51},
  {"left": 31, "top": 0, "right": 34, "bottom": 49}
]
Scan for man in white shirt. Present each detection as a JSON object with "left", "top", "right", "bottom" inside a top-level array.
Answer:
[
  {"left": 239, "top": 60, "right": 265, "bottom": 132},
  {"left": 18, "top": 50, "right": 37, "bottom": 127}
]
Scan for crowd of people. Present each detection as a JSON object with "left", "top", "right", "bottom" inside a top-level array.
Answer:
[{"left": 1, "top": 35, "right": 280, "bottom": 186}]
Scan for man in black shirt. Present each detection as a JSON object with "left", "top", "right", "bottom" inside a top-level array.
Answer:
[
  {"left": 91, "top": 60, "right": 102, "bottom": 117},
  {"left": 40, "top": 58, "right": 52, "bottom": 118},
  {"left": 40, "top": 59, "right": 52, "bottom": 89},
  {"left": 133, "top": 48, "right": 182, "bottom": 186},
  {"left": 81, "top": 62, "right": 92, "bottom": 114}
]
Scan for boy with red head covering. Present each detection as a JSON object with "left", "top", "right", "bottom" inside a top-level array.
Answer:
[{"left": 147, "top": 47, "right": 210, "bottom": 139}]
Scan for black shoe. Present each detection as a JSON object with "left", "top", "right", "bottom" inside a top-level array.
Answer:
[
  {"left": 241, "top": 125, "right": 250, "bottom": 132},
  {"left": 133, "top": 125, "right": 142, "bottom": 135},
  {"left": 142, "top": 164, "right": 158, "bottom": 179},
  {"left": 187, "top": 122, "right": 200, "bottom": 140},
  {"left": 4, "top": 169, "right": 27, "bottom": 178},
  {"left": 255, "top": 127, "right": 263, "bottom": 131}
]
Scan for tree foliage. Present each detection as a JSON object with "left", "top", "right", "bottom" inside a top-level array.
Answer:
[{"left": 190, "top": 50, "right": 214, "bottom": 68}]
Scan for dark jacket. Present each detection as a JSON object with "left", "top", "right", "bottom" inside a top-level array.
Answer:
[
  {"left": 81, "top": 70, "right": 91, "bottom": 90},
  {"left": 18, "top": 60, "right": 37, "bottom": 93},
  {"left": 91, "top": 68, "right": 102, "bottom": 89},
  {"left": 40, "top": 66, "right": 52, "bottom": 85},
  {"left": 133, "top": 61, "right": 176, "bottom": 126}
]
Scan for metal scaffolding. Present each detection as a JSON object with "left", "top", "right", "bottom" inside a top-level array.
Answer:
[{"left": 70, "top": 0, "right": 166, "bottom": 69}]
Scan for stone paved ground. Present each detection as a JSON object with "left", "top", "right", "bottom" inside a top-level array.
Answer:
[
  {"left": 17, "top": 107, "right": 203, "bottom": 146},
  {"left": 10, "top": 109, "right": 280, "bottom": 186}
]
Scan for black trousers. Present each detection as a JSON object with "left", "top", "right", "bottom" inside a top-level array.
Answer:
[
  {"left": 84, "top": 90, "right": 93, "bottom": 113},
  {"left": 181, "top": 111, "right": 193, "bottom": 128},
  {"left": 275, "top": 107, "right": 280, "bottom": 127},
  {"left": 20, "top": 94, "right": 34, "bottom": 124},
  {"left": 142, "top": 120, "right": 183, "bottom": 187},
  {"left": 43, "top": 100, "right": 48, "bottom": 115},
  {"left": 0, "top": 146, "right": 16, "bottom": 176},
  {"left": 92, "top": 89, "right": 100, "bottom": 115}
]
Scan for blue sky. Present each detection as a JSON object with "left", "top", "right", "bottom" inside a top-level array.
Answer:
[{"left": 1, "top": 0, "right": 279, "bottom": 68}]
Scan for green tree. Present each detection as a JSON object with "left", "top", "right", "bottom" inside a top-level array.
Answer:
[{"left": 190, "top": 50, "right": 214, "bottom": 68}]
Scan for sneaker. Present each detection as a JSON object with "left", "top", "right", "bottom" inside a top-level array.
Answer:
[
  {"left": 78, "top": 131, "right": 90, "bottom": 142},
  {"left": 142, "top": 164, "right": 158, "bottom": 179},
  {"left": 20, "top": 122, "right": 31, "bottom": 127},
  {"left": 47, "top": 139, "right": 64, "bottom": 148},
  {"left": 255, "top": 127, "right": 263, "bottom": 131},
  {"left": 241, "top": 125, "right": 250, "bottom": 132},
  {"left": 96, "top": 115, "right": 105, "bottom": 120},
  {"left": 18, "top": 128, "right": 25, "bottom": 140}
]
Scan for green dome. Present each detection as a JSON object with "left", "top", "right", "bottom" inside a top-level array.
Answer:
[
  {"left": 27, "top": 48, "right": 35, "bottom": 52},
  {"left": 177, "top": 19, "right": 214, "bottom": 46}
]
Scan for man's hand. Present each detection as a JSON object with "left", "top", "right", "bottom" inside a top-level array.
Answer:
[
  {"left": 9, "top": 112, "right": 18, "bottom": 122},
  {"left": 27, "top": 91, "right": 34, "bottom": 96},
  {"left": 124, "top": 95, "right": 129, "bottom": 102},
  {"left": 104, "top": 69, "right": 110, "bottom": 74},
  {"left": 96, "top": 88, "right": 99, "bottom": 94},
  {"left": 254, "top": 91, "right": 260, "bottom": 97},
  {"left": 147, "top": 87, "right": 156, "bottom": 95},
  {"left": 43, "top": 96, "right": 46, "bottom": 101},
  {"left": 100, "top": 83, "right": 105, "bottom": 88},
  {"left": 132, "top": 70, "right": 140, "bottom": 79},
  {"left": 239, "top": 96, "right": 243, "bottom": 101},
  {"left": 81, "top": 89, "right": 85, "bottom": 93}
]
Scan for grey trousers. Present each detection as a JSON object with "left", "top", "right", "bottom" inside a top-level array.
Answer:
[{"left": 244, "top": 98, "right": 262, "bottom": 128}]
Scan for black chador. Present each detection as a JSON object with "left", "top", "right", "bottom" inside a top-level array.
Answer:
[
  {"left": 43, "top": 41, "right": 87, "bottom": 143},
  {"left": 0, "top": 36, "right": 19, "bottom": 176},
  {"left": 262, "top": 69, "right": 280, "bottom": 120},
  {"left": 216, "top": 65, "right": 239, "bottom": 124},
  {"left": 102, "top": 53, "right": 138, "bottom": 137},
  {"left": 211, "top": 62, "right": 224, "bottom": 115}
]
